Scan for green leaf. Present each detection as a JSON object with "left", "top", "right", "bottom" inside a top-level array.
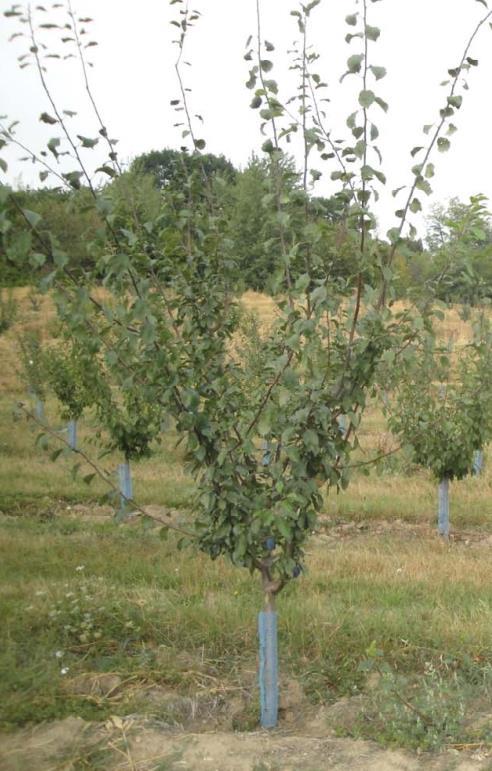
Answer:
[
  {"left": 347, "top": 54, "right": 364, "bottom": 73},
  {"left": 345, "top": 32, "right": 363, "bottom": 43},
  {"left": 276, "top": 519, "right": 291, "bottom": 540},
  {"left": 22, "top": 208, "right": 42, "bottom": 228},
  {"left": 250, "top": 95, "right": 262, "bottom": 109},
  {"left": 96, "top": 165, "right": 117, "bottom": 177},
  {"left": 77, "top": 135, "right": 99, "bottom": 148},
  {"left": 425, "top": 163, "right": 435, "bottom": 178},
  {"left": 47, "top": 137, "right": 60, "bottom": 158},
  {"left": 415, "top": 177, "right": 432, "bottom": 195},
  {"left": 263, "top": 79, "right": 278, "bottom": 94},
  {"left": 0, "top": 158, "right": 7, "bottom": 173},
  {"left": 52, "top": 247, "right": 68, "bottom": 268},
  {"left": 260, "top": 59, "right": 273, "bottom": 72},
  {"left": 374, "top": 96, "right": 388, "bottom": 112},
  {"left": 246, "top": 69, "right": 257, "bottom": 89},
  {"left": 370, "top": 65, "right": 386, "bottom": 80},
  {"left": 361, "top": 164, "right": 375, "bottom": 181},
  {"left": 39, "top": 170, "right": 48, "bottom": 181},
  {"left": 195, "top": 138, "right": 206, "bottom": 150},
  {"left": 63, "top": 170, "right": 83, "bottom": 189},
  {"left": 35, "top": 432, "right": 47, "bottom": 447},
  {"left": 303, "top": 429, "right": 319, "bottom": 451},
  {"left": 410, "top": 197, "right": 422, "bottom": 213},
  {"left": 258, "top": 414, "right": 271, "bottom": 436},
  {"left": 359, "top": 90, "right": 375, "bottom": 108},
  {"left": 83, "top": 473, "right": 96, "bottom": 485},
  {"left": 447, "top": 95, "right": 463, "bottom": 109},
  {"left": 345, "top": 13, "right": 357, "bottom": 25},
  {"left": 346, "top": 111, "right": 357, "bottom": 129},
  {"left": 39, "top": 112, "right": 57, "bottom": 125},
  {"left": 440, "top": 106, "right": 454, "bottom": 119},
  {"left": 365, "top": 24, "right": 380, "bottom": 41},
  {"left": 387, "top": 227, "right": 401, "bottom": 244},
  {"left": 437, "top": 137, "right": 451, "bottom": 153}
]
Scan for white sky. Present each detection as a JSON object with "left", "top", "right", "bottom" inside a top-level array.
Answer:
[{"left": 1, "top": 0, "right": 492, "bottom": 238}]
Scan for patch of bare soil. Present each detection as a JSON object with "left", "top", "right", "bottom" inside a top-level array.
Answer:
[
  {"left": 58, "top": 503, "right": 492, "bottom": 550},
  {"left": 315, "top": 515, "right": 492, "bottom": 549},
  {"left": 61, "top": 503, "right": 191, "bottom": 531},
  {"left": 1, "top": 701, "right": 491, "bottom": 771}
]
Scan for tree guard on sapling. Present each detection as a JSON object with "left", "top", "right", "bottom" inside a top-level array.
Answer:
[
  {"left": 472, "top": 449, "right": 484, "bottom": 476},
  {"left": 2, "top": 0, "right": 492, "bottom": 730},
  {"left": 18, "top": 331, "right": 47, "bottom": 421}
]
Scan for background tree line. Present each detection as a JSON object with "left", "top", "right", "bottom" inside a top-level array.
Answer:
[{"left": 2, "top": 146, "right": 491, "bottom": 304}]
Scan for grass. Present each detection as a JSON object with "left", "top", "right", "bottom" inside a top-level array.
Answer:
[
  {"left": 2, "top": 514, "right": 492, "bottom": 739},
  {"left": 2, "top": 289, "right": 492, "bottom": 755}
]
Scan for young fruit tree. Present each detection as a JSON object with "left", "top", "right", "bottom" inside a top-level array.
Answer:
[
  {"left": 42, "top": 342, "right": 95, "bottom": 449},
  {"left": 386, "top": 318, "right": 492, "bottom": 537},
  {"left": 1, "top": 0, "right": 492, "bottom": 729},
  {"left": 42, "top": 339, "right": 161, "bottom": 506}
]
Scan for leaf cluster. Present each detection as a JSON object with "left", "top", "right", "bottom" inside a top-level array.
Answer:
[{"left": 387, "top": 324, "right": 492, "bottom": 481}]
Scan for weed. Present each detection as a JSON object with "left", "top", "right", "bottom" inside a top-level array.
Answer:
[
  {"left": 0, "top": 289, "right": 17, "bottom": 334},
  {"left": 351, "top": 644, "right": 492, "bottom": 751},
  {"left": 65, "top": 741, "right": 114, "bottom": 771},
  {"left": 153, "top": 747, "right": 185, "bottom": 770}
]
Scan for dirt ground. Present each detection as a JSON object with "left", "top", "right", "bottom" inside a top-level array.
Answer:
[
  {"left": 1, "top": 709, "right": 491, "bottom": 771},
  {"left": 62, "top": 502, "right": 492, "bottom": 549}
]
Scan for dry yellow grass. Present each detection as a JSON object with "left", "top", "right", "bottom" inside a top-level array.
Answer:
[{"left": 240, "top": 289, "right": 278, "bottom": 327}]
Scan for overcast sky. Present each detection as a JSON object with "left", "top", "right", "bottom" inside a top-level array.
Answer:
[{"left": 1, "top": 0, "right": 492, "bottom": 238}]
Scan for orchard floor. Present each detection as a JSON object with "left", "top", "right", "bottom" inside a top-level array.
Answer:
[
  {"left": 2, "top": 713, "right": 492, "bottom": 771},
  {"left": 3, "top": 290, "right": 492, "bottom": 767},
  {"left": 3, "top": 511, "right": 492, "bottom": 770}
]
